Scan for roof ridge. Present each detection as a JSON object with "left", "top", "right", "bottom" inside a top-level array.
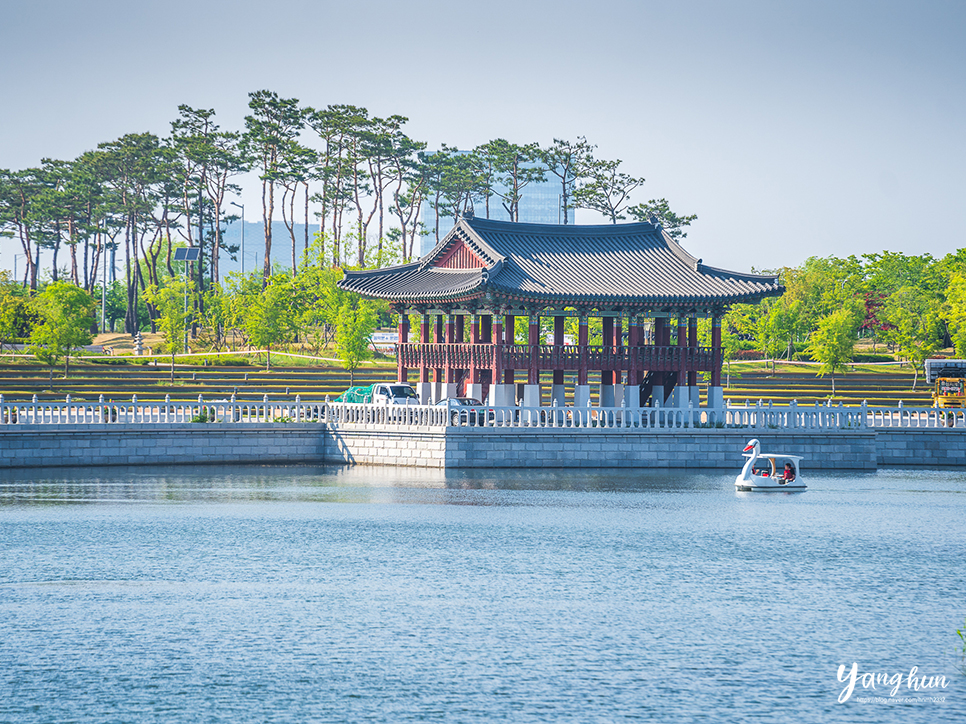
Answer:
[
  {"left": 419, "top": 219, "right": 504, "bottom": 271},
  {"left": 467, "top": 216, "right": 662, "bottom": 235}
]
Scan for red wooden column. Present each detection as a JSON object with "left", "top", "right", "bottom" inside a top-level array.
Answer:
[
  {"left": 628, "top": 315, "right": 642, "bottom": 386},
  {"left": 491, "top": 313, "right": 504, "bottom": 387},
  {"left": 552, "top": 316, "right": 565, "bottom": 387},
  {"left": 470, "top": 313, "right": 482, "bottom": 383},
  {"left": 653, "top": 316, "right": 667, "bottom": 398},
  {"left": 397, "top": 312, "right": 410, "bottom": 384},
  {"left": 445, "top": 312, "right": 456, "bottom": 384},
  {"left": 434, "top": 314, "right": 445, "bottom": 386},
  {"left": 527, "top": 313, "right": 540, "bottom": 385},
  {"left": 471, "top": 314, "right": 481, "bottom": 343},
  {"left": 711, "top": 315, "right": 722, "bottom": 387},
  {"left": 504, "top": 314, "right": 515, "bottom": 385},
  {"left": 601, "top": 317, "right": 614, "bottom": 388},
  {"left": 615, "top": 315, "right": 624, "bottom": 387},
  {"left": 687, "top": 315, "right": 698, "bottom": 387},
  {"left": 419, "top": 313, "right": 431, "bottom": 384},
  {"left": 677, "top": 316, "right": 687, "bottom": 388},
  {"left": 577, "top": 314, "right": 589, "bottom": 386}
]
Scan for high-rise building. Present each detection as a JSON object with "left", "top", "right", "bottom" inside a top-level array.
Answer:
[{"left": 419, "top": 158, "right": 571, "bottom": 257}]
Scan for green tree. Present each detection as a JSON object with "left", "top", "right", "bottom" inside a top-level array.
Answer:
[
  {"left": 574, "top": 156, "right": 644, "bottom": 223},
  {"left": 28, "top": 281, "right": 95, "bottom": 380},
  {"left": 242, "top": 90, "right": 306, "bottom": 281},
  {"left": 883, "top": 286, "right": 943, "bottom": 389},
  {"left": 245, "top": 273, "right": 298, "bottom": 370},
  {"left": 170, "top": 105, "right": 246, "bottom": 287},
  {"left": 540, "top": 137, "right": 595, "bottom": 225},
  {"left": 0, "top": 271, "right": 35, "bottom": 350},
  {"left": 220, "top": 270, "right": 263, "bottom": 349},
  {"left": 491, "top": 140, "right": 546, "bottom": 222},
  {"left": 943, "top": 272, "right": 966, "bottom": 357},
  {"left": 626, "top": 198, "right": 697, "bottom": 239},
  {"left": 334, "top": 296, "right": 378, "bottom": 385},
  {"left": 806, "top": 304, "right": 863, "bottom": 396},
  {"left": 144, "top": 278, "right": 192, "bottom": 382}
]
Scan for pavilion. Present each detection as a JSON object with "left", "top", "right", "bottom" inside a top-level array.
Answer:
[{"left": 339, "top": 214, "right": 783, "bottom": 409}]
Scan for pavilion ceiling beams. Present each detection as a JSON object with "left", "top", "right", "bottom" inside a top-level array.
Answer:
[{"left": 397, "top": 301, "right": 725, "bottom": 320}]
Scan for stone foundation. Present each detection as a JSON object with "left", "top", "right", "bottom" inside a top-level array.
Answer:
[{"left": 2, "top": 423, "right": 928, "bottom": 470}]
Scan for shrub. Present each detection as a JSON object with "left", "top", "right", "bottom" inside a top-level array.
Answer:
[
  {"left": 851, "top": 353, "right": 895, "bottom": 363},
  {"left": 733, "top": 350, "right": 764, "bottom": 360},
  {"left": 183, "top": 355, "right": 251, "bottom": 367},
  {"left": 89, "top": 357, "right": 148, "bottom": 366}
]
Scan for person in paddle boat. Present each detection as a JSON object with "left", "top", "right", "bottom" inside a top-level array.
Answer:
[{"left": 735, "top": 438, "right": 807, "bottom": 492}]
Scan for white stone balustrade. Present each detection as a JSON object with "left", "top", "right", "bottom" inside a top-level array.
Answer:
[{"left": 2, "top": 394, "right": 963, "bottom": 431}]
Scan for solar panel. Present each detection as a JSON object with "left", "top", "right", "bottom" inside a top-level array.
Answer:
[{"left": 173, "top": 247, "right": 201, "bottom": 261}]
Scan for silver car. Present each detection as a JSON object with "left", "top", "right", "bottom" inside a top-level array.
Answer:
[{"left": 435, "top": 397, "right": 494, "bottom": 426}]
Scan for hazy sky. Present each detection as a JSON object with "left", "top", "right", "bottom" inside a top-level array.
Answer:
[{"left": 2, "top": 0, "right": 964, "bottom": 274}]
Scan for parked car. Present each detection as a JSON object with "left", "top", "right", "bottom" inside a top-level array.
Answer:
[{"left": 435, "top": 397, "right": 494, "bottom": 426}]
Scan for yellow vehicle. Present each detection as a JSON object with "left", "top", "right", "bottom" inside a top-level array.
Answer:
[
  {"left": 935, "top": 377, "right": 966, "bottom": 408},
  {"left": 926, "top": 359, "right": 966, "bottom": 408}
]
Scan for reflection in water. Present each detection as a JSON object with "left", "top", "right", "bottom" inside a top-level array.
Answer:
[
  {"left": 0, "top": 463, "right": 733, "bottom": 506},
  {"left": 0, "top": 464, "right": 964, "bottom": 723},
  {"left": 0, "top": 462, "right": 946, "bottom": 506}
]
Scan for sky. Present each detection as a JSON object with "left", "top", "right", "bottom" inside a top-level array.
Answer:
[{"left": 1, "top": 0, "right": 964, "bottom": 275}]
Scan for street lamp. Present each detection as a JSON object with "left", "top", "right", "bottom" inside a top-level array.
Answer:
[
  {"left": 230, "top": 201, "right": 244, "bottom": 274},
  {"left": 174, "top": 247, "right": 200, "bottom": 353},
  {"left": 13, "top": 254, "right": 22, "bottom": 281}
]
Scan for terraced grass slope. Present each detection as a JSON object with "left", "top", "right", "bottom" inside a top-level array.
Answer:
[
  {"left": 722, "top": 364, "right": 932, "bottom": 407},
  {"left": 0, "top": 360, "right": 399, "bottom": 403},
  {"left": 0, "top": 359, "right": 935, "bottom": 408}
]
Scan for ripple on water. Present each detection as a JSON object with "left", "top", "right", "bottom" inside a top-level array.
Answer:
[{"left": 0, "top": 464, "right": 964, "bottom": 723}]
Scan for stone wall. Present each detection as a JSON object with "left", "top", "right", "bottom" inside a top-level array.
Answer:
[
  {"left": 442, "top": 428, "right": 878, "bottom": 469},
  {"left": 325, "top": 426, "right": 446, "bottom": 467},
  {"left": 1, "top": 423, "right": 962, "bottom": 470},
  {"left": 875, "top": 429, "right": 966, "bottom": 466},
  {"left": 0, "top": 423, "right": 326, "bottom": 468}
]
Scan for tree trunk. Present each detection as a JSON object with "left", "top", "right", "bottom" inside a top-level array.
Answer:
[
  {"left": 263, "top": 180, "right": 274, "bottom": 281},
  {"left": 52, "top": 219, "right": 61, "bottom": 281}
]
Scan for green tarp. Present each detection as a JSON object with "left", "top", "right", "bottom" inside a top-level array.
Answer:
[{"left": 334, "top": 385, "right": 374, "bottom": 403}]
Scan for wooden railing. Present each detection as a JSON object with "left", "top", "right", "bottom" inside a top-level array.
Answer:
[{"left": 397, "top": 343, "right": 721, "bottom": 372}]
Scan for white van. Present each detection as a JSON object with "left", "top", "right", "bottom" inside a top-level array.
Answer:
[{"left": 370, "top": 383, "right": 419, "bottom": 405}]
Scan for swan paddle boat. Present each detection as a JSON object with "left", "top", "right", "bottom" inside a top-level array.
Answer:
[{"left": 735, "top": 438, "right": 807, "bottom": 492}]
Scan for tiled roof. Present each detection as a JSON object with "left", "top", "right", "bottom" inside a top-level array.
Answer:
[{"left": 339, "top": 217, "right": 783, "bottom": 309}]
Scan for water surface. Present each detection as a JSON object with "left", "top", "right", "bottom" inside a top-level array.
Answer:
[{"left": 1, "top": 465, "right": 963, "bottom": 723}]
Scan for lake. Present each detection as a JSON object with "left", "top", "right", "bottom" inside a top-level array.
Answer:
[{"left": 1, "top": 464, "right": 964, "bottom": 723}]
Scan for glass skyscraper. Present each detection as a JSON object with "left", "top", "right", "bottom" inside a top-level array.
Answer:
[{"left": 419, "top": 157, "right": 572, "bottom": 257}]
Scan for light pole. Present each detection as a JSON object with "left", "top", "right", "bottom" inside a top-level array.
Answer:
[
  {"left": 13, "top": 254, "right": 22, "bottom": 282},
  {"left": 230, "top": 201, "right": 244, "bottom": 274},
  {"left": 173, "top": 247, "right": 200, "bottom": 355},
  {"left": 101, "top": 242, "right": 107, "bottom": 333}
]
